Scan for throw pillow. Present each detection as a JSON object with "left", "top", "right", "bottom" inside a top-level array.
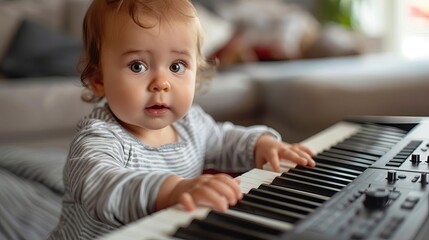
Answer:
[
  {"left": 0, "top": 19, "right": 82, "bottom": 78},
  {"left": 0, "top": 0, "right": 64, "bottom": 62}
]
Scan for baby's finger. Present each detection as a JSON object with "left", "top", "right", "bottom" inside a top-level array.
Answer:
[
  {"left": 263, "top": 149, "right": 280, "bottom": 172},
  {"left": 194, "top": 187, "right": 228, "bottom": 212},
  {"left": 294, "top": 144, "right": 315, "bottom": 156},
  {"left": 269, "top": 156, "right": 281, "bottom": 173},
  {"left": 206, "top": 180, "right": 239, "bottom": 205},
  {"left": 215, "top": 174, "right": 242, "bottom": 199},
  {"left": 279, "top": 148, "right": 308, "bottom": 166},
  {"left": 292, "top": 146, "right": 316, "bottom": 167},
  {"left": 234, "top": 178, "right": 241, "bottom": 184},
  {"left": 178, "top": 193, "right": 196, "bottom": 212}
]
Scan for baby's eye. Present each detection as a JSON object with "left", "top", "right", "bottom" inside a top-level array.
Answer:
[
  {"left": 129, "top": 61, "right": 147, "bottom": 73},
  {"left": 169, "top": 62, "right": 185, "bottom": 74}
]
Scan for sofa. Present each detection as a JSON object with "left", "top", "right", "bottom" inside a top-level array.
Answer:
[
  {"left": 1, "top": 0, "right": 429, "bottom": 239},
  {"left": 2, "top": 56, "right": 429, "bottom": 240}
]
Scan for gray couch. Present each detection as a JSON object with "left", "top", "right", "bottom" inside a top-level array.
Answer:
[
  {"left": 2, "top": 54, "right": 429, "bottom": 148},
  {"left": 1, "top": 0, "right": 429, "bottom": 239},
  {"left": 1, "top": 54, "right": 429, "bottom": 240},
  {"left": 1, "top": 0, "right": 428, "bottom": 145}
]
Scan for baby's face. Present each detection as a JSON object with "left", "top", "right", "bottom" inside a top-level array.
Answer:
[{"left": 96, "top": 11, "right": 198, "bottom": 134}]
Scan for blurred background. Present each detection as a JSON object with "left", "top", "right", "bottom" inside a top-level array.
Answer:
[
  {"left": 194, "top": 0, "right": 429, "bottom": 65},
  {"left": 1, "top": 0, "right": 429, "bottom": 77},
  {"left": 0, "top": 0, "right": 428, "bottom": 143},
  {"left": 1, "top": 0, "right": 429, "bottom": 144},
  {"left": 0, "top": 1, "right": 429, "bottom": 240}
]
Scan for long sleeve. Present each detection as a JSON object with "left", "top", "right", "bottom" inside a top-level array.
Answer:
[
  {"left": 49, "top": 105, "right": 211, "bottom": 239},
  {"left": 64, "top": 126, "right": 173, "bottom": 227},
  {"left": 189, "top": 105, "right": 281, "bottom": 172}
]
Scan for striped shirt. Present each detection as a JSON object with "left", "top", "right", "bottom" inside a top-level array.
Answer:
[{"left": 47, "top": 104, "right": 280, "bottom": 239}]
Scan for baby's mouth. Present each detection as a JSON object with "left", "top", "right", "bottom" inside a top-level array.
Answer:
[{"left": 146, "top": 104, "right": 169, "bottom": 110}]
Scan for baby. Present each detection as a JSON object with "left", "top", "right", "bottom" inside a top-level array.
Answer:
[{"left": 48, "top": 0, "right": 315, "bottom": 239}]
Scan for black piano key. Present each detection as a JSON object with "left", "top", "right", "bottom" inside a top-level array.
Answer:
[
  {"left": 242, "top": 194, "right": 314, "bottom": 215},
  {"left": 288, "top": 168, "right": 352, "bottom": 185},
  {"left": 353, "top": 131, "right": 403, "bottom": 142},
  {"left": 386, "top": 162, "right": 402, "bottom": 167},
  {"left": 352, "top": 133, "right": 399, "bottom": 145},
  {"left": 230, "top": 199, "right": 305, "bottom": 223},
  {"left": 174, "top": 218, "right": 271, "bottom": 240},
  {"left": 205, "top": 211, "right": 286, "bottom": 237},
  {"left": 352, "top": 130, "right": 401, "bottom": 141},
  {"left": 271, "top": 176, "right": 339, "bottom": 197},
  {"left": 313, "top": 155, "right": 368, "bottom": 171},
  {"left": 361, "top": 124, "right": 406, "bottom": 136},
  {"left": 174, "top": 226, "right": 232, "bottom": 240},
  {"left": 390, "top": 158, "right": 406, "bottom": 163},
  {"left": 203, "top": 214, "right": 282, "bottom": 240},
  {"left": 322, "top": 148, "right": 380, "bottom": 162},
  {"left": 318, "top": 152, "right": 376, "bottom": 165},
  {"left": 396, "top": 153, "right": 411, "bottom": 158},
  {"left": 347, "top": 135, "right": 396, "bottom": 148},
  {"left": 333, "top": 143, "right": 386, "bottom": 156},
  {"left": 295, "top": 165, "right": 357, "bottom": 181},
  {"left": 249, "top": 188, "right": 322, "bottom": 209},
  {"left": 280, "top": 172, "right": 346, "bottom": 190},
  {"left": 313, "top": 162, "right": 362, "bottom": 176},
  {"left": 341, "top": 139, "right": 391, "bottom": 152},
  {"left": 362, "top": 123, "right": 406, "bottom": 133},
  {"left": 258, "top": 183, "right": 328, "bottom": 203},
  {"left": 172, "top": 123, "right": 410, "bottom": 240},
  {"left": 355, "top": 127, "right": 403, "bottom": 138}
]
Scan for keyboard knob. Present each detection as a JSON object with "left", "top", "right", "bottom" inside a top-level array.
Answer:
[
  {"left": 386, "top": 170, "right": 397, "bottom": 183},
  {"left": 363, "top": 188, "right": 389, "bottom": 209},
  {"left": 421, "top": 173, "right": 428, "bottom": 185},
  {"left": 411, "top": 154, "right": 420, "bottom": 164}
]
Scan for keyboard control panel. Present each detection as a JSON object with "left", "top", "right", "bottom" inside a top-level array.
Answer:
[{"left": 287, "top": 168, "right": 429, "bottom": 240}]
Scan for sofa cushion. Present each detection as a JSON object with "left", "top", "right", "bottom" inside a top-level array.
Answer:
[
  {"left": 0, "top": 168, "right": 62, "bottom": 240},
  {"left": 0, "top": 0, "right": 65, "bottom": 62},
  {"left": 251, "top": 55, "right": 429, "bottom": 142},
  {"left": 0, "top": 19, "right": 82, "bottom": 78},
  {"left": 194, "top": 71, "right": 261, "bottom": 125},
  {"left": 0, "top": 145, "right": 67, "bottom": 193},
  {"left": 0, "top": 78, "right": 93, "bottom": 146}
]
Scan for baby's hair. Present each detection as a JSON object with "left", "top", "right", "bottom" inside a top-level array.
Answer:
[{"left": 79, "top": 0, "right": 215, "bottom": 102}]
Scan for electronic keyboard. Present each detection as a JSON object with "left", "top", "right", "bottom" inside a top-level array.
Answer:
[{"left": 100, "top": 117, "right": 429, "bottom": 240}]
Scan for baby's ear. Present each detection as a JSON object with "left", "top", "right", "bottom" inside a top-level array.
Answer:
[{"left": 88, "top": 69, "right": 105, "bottom": 97}]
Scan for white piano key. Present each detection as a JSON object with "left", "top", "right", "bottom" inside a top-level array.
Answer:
[
  {"left": 240, "top": 185, "right": 252, "bottom": 194},
  {"left": 154, "top": 207, "right": 210, "bottom": 231},
  {"left": 99, "top": 216, "right": 171, "bottom": 240},
  {"left": 301, "top": 121, "right": 361, "bottom": 154},
  {"left": 238, "top": 169, "right": 330, "bottom": 201},
  {"left": 100, "top": 205, "right": 293, "bottom": 240},
  {"left": 262, "top": 163, "right": 293, "bottom": 173},
  {"left": 237, "top": 179, "right": 256, "bottom": 189},
  {"left": 225, "top": 209, "right": 293, "bottom": 231},
  {"left": 271, "top": 185, "right": 330, "bottom": 201},
  {"left": 241, "top": 168, "right": 280, "bottom": 183},
  {"left": 262, "top": 121, "right": 361, "bottom": 172},
  {"left": 100, "top": 207, "right": 210, "bottom": 240},
  {"left": 101, "top": 121, "right": 360, "bottom": 239},
  {"left": 245, "top": 168, "right": 281, "bottom": 180},
  {"left": 239, "top": 174, "right": 270, "bottom": 185}
]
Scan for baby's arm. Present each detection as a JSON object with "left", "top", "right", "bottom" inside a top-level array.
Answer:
[
  {"left": 254, "top": 134, "right": 316, "bottom": 172},
  {"left": 189, "top": 105, "right": 282, "bottom": 172},
  {"left": 66, "top": 129, "right": 173, "bottom": 227},
  {"left": 155, "top": 173, "right": 242, "bottom": 212}
]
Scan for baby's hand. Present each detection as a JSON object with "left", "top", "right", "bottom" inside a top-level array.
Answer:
[
  {"left": 255, "top": 134, "right": 316, "bottom": 172},
  {"left": 170, "top": 174, "right": 242, "bottom": 212}
]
